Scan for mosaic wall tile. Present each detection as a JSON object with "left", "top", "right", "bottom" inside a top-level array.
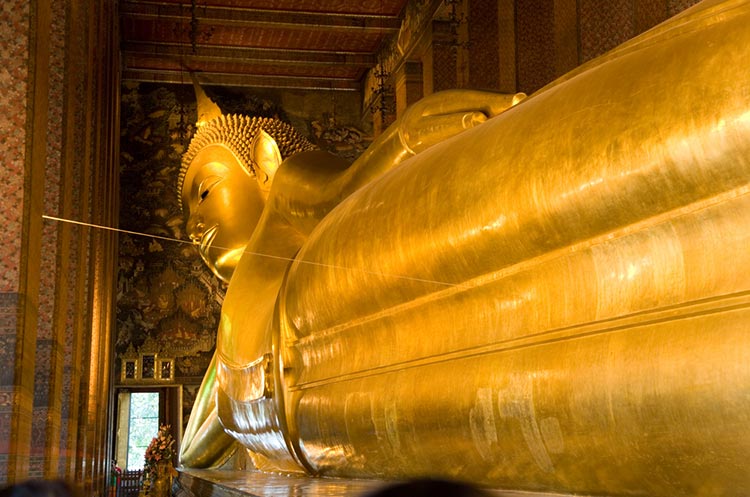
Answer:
[
  {"left": 553, "top": 0, "right": 579, "bottom": 77},
  {"left": 59, "top": 223, "right": 79, "bottom": 477},
  {"left": 58, "top": 362, "right": 75, "bottom": 477},
  {"left": 0, "top": 293, "right": 18, "bottom": 329},
  {"left": 71, "top": 84, "right": 84, "bottom": 222},
  {"left": 0, "top": 454, "right": 7, "bottom": 479},
  {"left": 634, "top": 0, "right": 667, "bottom": 33},
  {"left": 0, "top": 334, "right": 16, "bottom": 387},
  {"left": 0, "top": 293, "right": 19, "bottom": 388},
  {"left": 36, "top": 0, "right": 65, "bottom": 344},
  {"left": 468, "top": 0, "right": 499, "bottom": 89},
  {"left": 28, "top": 0, "right": 67, "bottom": 478},
  {"left": 516, "top": 0, "right": 556, "bottom": 93},
  {"left": 0, "top": 0, "right": 30, "bottom": 292},
  {"left": 64, "top": 225, "right": 79, "bottom": 356},
  {"left": 28, "top": 457, "right": 44, "bottom": 478},
  {"left": 578, "top": 0, "right": 700, "bottom": 63},
  {"left": 431, "top": 21, "right": 457, "bottom": 92},
  {"left": 66, "top": 29, "right": 88, "bottom": 455},
  {"left": 0, "top": 388, "right": 13, "bottom": 409},
  {"left": 30, "top": 408, "right": 48, "bottom": 451},
  {"left": 668, "top": 0, "right": 701, "bottom": 16},
  {"left": 0, "top": 280, "right": 14, "bottom": 472},
  {"left": 60, "top": 365, "right": 73, "bottom": 420},
  {"left": 33, "top": 340, "right": 53, "bottom": 407},
  {"left": 496, "top": 0, "right": 516, "bottom": 93},
  {"left": 579, "top": 0, "right": 635, "bottom": 62},
  {"left": 46, "top": 0, "right": 65, "bottom": 215},
  {"left": 36, "top": 222, "right": 58, "bottom": 342},
  {"left": 433, "top": 47, "right": 457, "bottom": 92},
  {"left": 0, "top": 401, "right": 10, "bottom": 454}
]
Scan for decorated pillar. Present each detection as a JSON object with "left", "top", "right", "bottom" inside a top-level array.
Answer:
[
  {"left": 1, "top": 0, "right": 51, "bottom": 482},
  {"left": 0, "top": 0, "right": 119, "bottom": 495}
]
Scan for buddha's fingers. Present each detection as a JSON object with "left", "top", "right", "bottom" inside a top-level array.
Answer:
[
  {"left": 401, "top": 111, "right": 488, "bottom": 154},
  {"left": 411, "top": 89, "right": 526, "bottom": 119},
  {"left": 399, "top": 90, "right": 526, "bottom": 154}
]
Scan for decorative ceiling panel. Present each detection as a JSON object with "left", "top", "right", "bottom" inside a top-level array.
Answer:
[
  {"left": 120, "top": 0, "right": 410, "bottom": 90},
  {"left": 149, "top": 0, "right": 407, "bottom": 15}
]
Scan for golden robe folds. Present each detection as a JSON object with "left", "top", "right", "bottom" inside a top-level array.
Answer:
[{"left": 184, "top": 1, "right": 750, "bottom": 495}]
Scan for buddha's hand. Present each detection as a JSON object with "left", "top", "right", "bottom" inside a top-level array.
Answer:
[
  {"left": 398, "top": 89, "right": 526, "bottom": 155},
  {"left": 179, "top": 352, "right": 238, "bottom": 468},
  {"left": 345, "top": 89, "right": 526, "bottom": 190}
]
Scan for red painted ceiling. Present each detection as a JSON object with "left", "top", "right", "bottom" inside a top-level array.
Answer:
[{"left": 120, "top": 0, "right": 410, "bottom": 91}]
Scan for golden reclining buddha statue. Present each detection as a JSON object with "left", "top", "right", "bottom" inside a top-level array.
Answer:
[{"left": 178, "top": 0, "right": 750, "bottom": 494}]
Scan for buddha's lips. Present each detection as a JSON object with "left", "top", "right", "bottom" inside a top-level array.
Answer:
[{"left": 199, "top": 225, "right": 218, "bottom": 257}]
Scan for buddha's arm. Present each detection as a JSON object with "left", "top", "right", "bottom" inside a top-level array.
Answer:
[
  {"left": 179, "top": 352, "right": 237, "bottom": 468},
  {"left": 342, "top": 90, "right": 525, "bottom": 193},
  {"left": 269, "top": 90, "right": 525, "bottom": 235}
]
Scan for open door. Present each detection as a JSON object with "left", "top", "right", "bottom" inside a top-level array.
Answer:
[{"left": 114, "top": 387, "right": 182, "bottom": 470}]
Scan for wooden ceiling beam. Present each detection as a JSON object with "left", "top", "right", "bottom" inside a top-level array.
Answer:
[
  {"left": 120, "top": 0, "right": 402, "bottom": 33},
  {"left": 121, "top": 41, "right": 377, "bottom": 67},
  {"left": 122, "top": 68, "right": 362, "bottom": 91}
]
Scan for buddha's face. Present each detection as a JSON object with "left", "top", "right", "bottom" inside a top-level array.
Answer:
[{"left": 182, "top": 144, "right": 266, "bottom": 283}]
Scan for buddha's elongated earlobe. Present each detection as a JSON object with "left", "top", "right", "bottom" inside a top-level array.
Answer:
[{"left": 251, "top": 129, "right": 281, "bottom": 191}]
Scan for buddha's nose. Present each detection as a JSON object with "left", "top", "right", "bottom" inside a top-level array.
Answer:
[{"left": 186, "top": 216, "right": 206, "bottom": 243}]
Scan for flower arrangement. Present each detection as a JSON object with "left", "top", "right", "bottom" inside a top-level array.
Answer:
[{"left": 142, "top": 424, "right": 178, "bottom": 494}]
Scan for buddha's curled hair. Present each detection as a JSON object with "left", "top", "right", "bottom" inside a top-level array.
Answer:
[{"left": 177, "top": 114, "right": 317, "bottom": 199}]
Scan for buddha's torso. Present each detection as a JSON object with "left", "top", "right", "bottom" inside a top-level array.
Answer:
[{"left": 209, "top": 3, "right": 750, "bottom": 492}]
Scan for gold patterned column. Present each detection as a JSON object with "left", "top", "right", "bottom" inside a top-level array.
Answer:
[
  {"left": 4, "top": 0, "right": 53, "bottom": 482},
  {"left": 0, "top": 0, "right": 119, "bottom": 493},
  {"left": 74, "top": 0, "right": 120, "bottom": 494}
]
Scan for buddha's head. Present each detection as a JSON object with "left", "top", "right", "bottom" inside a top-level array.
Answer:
[{"left": 178, "top": 114, "right": 315, "bottom": 282}]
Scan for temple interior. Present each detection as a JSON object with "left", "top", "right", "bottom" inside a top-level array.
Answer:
[{"left": 4, "top": 0, "right": 749, "bottom": 496}]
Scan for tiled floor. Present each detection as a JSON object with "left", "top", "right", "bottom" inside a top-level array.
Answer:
[
  {"left": 175, "top": 469, "right": 584, "bottom": 497},
  {"left": 176, "top": 469, "right": 381, "bottom": 497}
]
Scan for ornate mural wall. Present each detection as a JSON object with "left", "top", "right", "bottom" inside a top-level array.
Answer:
[{"left": 117, "top": 82, "right": 372, "bottom": 429}]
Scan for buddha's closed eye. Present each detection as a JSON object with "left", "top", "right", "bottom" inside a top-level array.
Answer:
[{"left": 198, "top": 175, "right": 222, "bottom": 203}]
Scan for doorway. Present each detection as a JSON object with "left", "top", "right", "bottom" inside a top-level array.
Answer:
[{"left": 114, "top": 387, "right": 182, "bottom": 471}]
